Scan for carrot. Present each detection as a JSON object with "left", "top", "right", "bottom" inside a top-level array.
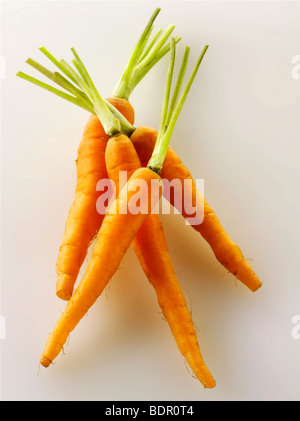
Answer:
[
  {"left": 133, "top": 216, "right": 215, "bottom": 388},
  {"left": 17, "top": 8, "right": 180, "bottom": 300},
  {"left": 56, "top": 97, "right": 134, "bottom": 300},
  {"left": 106, "top": 136, "right": 215, "bottom": 389},
  {"left": 39, "top": 39, "right": 215, "bottom": 388},
  {"left": 130, "top": 127, "right": 262, "bottom": 292}
]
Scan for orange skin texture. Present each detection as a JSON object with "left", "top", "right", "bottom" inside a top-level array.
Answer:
[
  {"left": 131, "top": 127, "right": 262, "bottom": 293},
  {"left": 56, "top": 98, "right": 135, "bottom": 300},
  {"left": 105, "top": 135, "right": 215, "bottom": 388},
  {"left": 41, "top": 164, "right": 161, "bottom": 368}
]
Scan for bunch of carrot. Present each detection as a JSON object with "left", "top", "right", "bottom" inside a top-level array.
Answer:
[{"left": 17, "top": 8, "right": 262, "bottom": 389}]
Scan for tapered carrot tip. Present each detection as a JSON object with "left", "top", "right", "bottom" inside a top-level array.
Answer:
[
  {"left": 204, "top": 377, "right": 216, "bottom": 389},
  {"left": 40, "top": 355, "right": 52, "bottom": 368},
  {"left": 56, "top": 288, "right": 72, "bottom": 301},
  {"left": 56, "top": 274, "right": 74, "bottom": 300},
  {"left": 251, "top": 280, "right": 262, "bottom": 292},
  {"left": 197, "top": 368, "right": 216, "bottom": 389},
  {"left": 235, "top": 262, "right": 262, "bottom": 292}
]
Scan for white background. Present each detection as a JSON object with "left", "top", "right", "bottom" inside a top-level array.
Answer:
[{"left": 1, "top": 0, "right": 300, "bottom": 401}]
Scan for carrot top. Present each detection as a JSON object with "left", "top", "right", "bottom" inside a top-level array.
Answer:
[
  {"left": 112, "top": 8, "right": 180, "bottom": 100},
  {"left": 16, "top": 8, "right": 179, "bottom": 119},
  {"left": 147, "top": 41, "right": 209, "bottom": 174}
]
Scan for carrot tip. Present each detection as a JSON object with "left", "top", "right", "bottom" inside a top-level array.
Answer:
[
  {"left": 250, "top": 280, "right": 263, "bottom": 293},
  {"left": 195, "top": 367, "right": 216, "bottom": 389},
  {"left": 204, "top": 379, "right": 216, "bottom": 389},
  {"left": 56, "top": 288, "right": 72, "bottom": 301},
  {"left": 40, "top": 355, "right": 52, "bottom": 368}
]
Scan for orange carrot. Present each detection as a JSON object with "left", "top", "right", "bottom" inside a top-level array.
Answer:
[
  {"left": 56, "top": 98, "right": 134, "bottom": 300},
  {"left": 131, "top": 126, "right": 262, "bottom": 292},
  {"left": 105, "top": 134, "right": 215, "bottom": 388}
]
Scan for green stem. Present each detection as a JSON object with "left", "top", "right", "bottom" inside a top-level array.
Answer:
[
  {"left": 16, "top": 71, "right": 94, "bottom": 113},
  {"left": 112, "top": 7, "right": 161, "bottom": 100},
  {"left": 26, "top": 58, "right": 93, "bottom": 109},
  {"left": 135, "top": 25, "right": 154, "bottom": 65},
  {"left": 165, "top": 46, "right": 190, "bottom": 127},
  {"left": 53, "top": 72, "right": 92, "bottom": 106},
  {"left": 39, "top": 46, "right": 78, "bottom": 85},
  {"left": 147, "top": 38, "right": 176, "bottom": 174},
  {"left": 112, "top": 9, "right": 179, "bottom": 100},
  {"left": 137, "top": 28, "right": 163, "bottom": 63},
  {"left": 134, "top": 25, "right": 175, "bottom": 75},
  {"left": 17, "top": 46, "right": 136, "bottom": 136},
  {"left": 59, "top": 59, "right": 87, "bottom": 91},
  {"left": 157, "top": 38, "right": 176, "bottom": 145},
  {"left": 165, "top": 45, "right": 209, "bottom": 142},
  {"left": 71, "top": 47, "right": 122, "bottom": 136},
  {"left": 131, "top": 36, "right": 181, "bottom": 91},
  {"left": 147, "top": 43, "right": 209, "bottom": 174}
]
